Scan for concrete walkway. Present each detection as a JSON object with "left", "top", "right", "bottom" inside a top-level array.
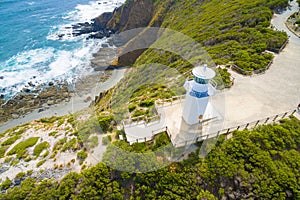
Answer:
[{"left": 221, "top": 1, "right": 300, "bottom": 129}]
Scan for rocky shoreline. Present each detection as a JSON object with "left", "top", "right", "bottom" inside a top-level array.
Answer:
[
  {"left": 0, "top": 0, "right": 155, "bottom": 127},
  {"left": 0, "top": 70, "right": 113, "bottom": 126}
]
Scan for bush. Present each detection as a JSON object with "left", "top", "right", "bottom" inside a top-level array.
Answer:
[
  {"left": 61, "top": 138, "right": 78, "bottom": 152},
  {"left": 139, "top": 99, "right": 154, "bottom": 107},
  {"left": 1, "top": 136, "right": 20, "bottom": 146},
  {"left": 36, "top": 160, "right": 46, "bottom": 167},
  {"left": 33, "top": 142, "right": 49, "bottom": 157},
  {"left": 0, "top": 146, "right": 8, "bottom": 158},
  {"left": 98, "top": 115, "right": 114, "bottom": 133},
  {"left": 15, "top": 172, "right": 26, "bottom": 180},
  {"left": 128, "top": 104, "right": 137, "bottom": 112},
  {"left": 77, "top": 151, "right": 88, "bottom": 161},
  {"left": 0, "top": 178, "right": 11, "bottom": 190},
  {"left": 8, "top": 137, "right": 39, "bottom": 157}
]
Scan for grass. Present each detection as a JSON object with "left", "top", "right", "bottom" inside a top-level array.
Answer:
[{"left": 7, "top": 137, "right": 39, "bottom": 158}]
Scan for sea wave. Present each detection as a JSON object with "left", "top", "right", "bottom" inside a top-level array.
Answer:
[
  {"left": 0, "top": 0, "right": 125, "bottom": 100},
  {"left": 0, "top": 39, "right": 107, "bottom": 99},
  {"left": 47, "top": 0, "right": 125, "bottom": 41}
]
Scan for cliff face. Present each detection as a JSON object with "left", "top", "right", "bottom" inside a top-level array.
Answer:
[
  {"left": 107, "top": 0, "right": 155, "bottom": 32},
  {"left": 94, "top": 0, "right": 155, "bottom": 33}
]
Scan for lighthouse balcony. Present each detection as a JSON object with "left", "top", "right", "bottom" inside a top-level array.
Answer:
[{"left": 184, "top": 80, "right": 216, "bottom": 97}]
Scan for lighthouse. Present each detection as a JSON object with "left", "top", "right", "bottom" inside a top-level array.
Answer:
[{"left": 182, "top": 64, "right": 217, "bottom": 125}]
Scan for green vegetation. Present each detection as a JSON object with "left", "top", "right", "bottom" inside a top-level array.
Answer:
[
  {"left": 36, "top": 160, "right": 46, "bottom": 167},
  {"left": 48, "top": 131, "right": 59, "bottom": 138},
  {"left": 1, "top": 117, "right": 299, "bottom": 199},
  {"left": 102, "top": 135, "right": 112, "bottom": 145},
  {"left": 33, "top": 142, "right": 49, "bottom": 157},
  {"left": 15, "top": 172, "right": 26, "bottom": 180},
  {"left": 53, "top": 138, "right": 67, "bottom": 152},
  {"left": 98, "top": 115, "right": 114, "bottom": 133},
  {"left": 135, "top": 0, "right": 288, "bottom": 73},
  {"left": 61, "top": 138, "right": 78, "bottom": 152},
  {"left": 40, "top": 116, "right": 60, "bottom": 124},
  {"left": 77, "top": 150, "right": 88, "bottom": 165},
  {"left": 87, "top": 135, "right": 99, "bottom": 149},
  {"left": 0, "top": 146, "right": 8, "bottom": 158},
  {"left": 1, "top": 135, "right": 20, "bottom": 146},
  {"left": 7, "top": 137, "right": 39, "bottom": 158},
  {"left": 0, "top": 178, "right": 11, "bottom": 191}
]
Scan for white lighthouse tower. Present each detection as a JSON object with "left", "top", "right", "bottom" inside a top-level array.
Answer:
[{"left": 182, "top": 64, "right": 217, "bottom": 125}]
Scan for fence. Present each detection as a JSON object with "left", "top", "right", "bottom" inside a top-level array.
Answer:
[
  {"left": 227, "top": 38, "right": 289, "bottom": 76},
  {"left": 122, "top": 113, "right": 161, "bottom": 128},
  {"left": 155, "top": 95, "right": 186, "bottom": 108},
  {"left": 228, "top": 61, "right": 273, "bottom": 76},
  {"left": 171, "top": 109, "right": 297, "bottom": 147},
  {"left": 128, "top": 126, "right": 171, "bottom": 144},
  {"left": 268, "top": 38, "right": 289, "bottom": 54}
]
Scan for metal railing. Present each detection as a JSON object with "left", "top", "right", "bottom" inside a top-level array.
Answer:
[
  {"left": 155, "top": 95, "right": 186, "bottom": 108},
  {"left": 122, "top": 113, "right": 162, "bottom": 128},
  {"left": 172, "top": 109, "right": 297, "bottom": 147}
]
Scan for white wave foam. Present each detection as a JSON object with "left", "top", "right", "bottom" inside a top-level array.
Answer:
[
  {"left": 47, "top": 0, "right": 125, "bottom": 41},
  {"left": 0, "top": 39, "right": 106, "bottom": 97}
]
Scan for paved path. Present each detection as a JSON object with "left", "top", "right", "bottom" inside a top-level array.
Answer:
[
  {"left": 0, "top": 68, "right": 126, "bottom": 133},
  {"left": 221, "top": 1, "right": 300, "bottom": 129}
]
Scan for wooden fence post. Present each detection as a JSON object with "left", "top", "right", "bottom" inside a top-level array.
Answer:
[
  {"left": 264, "top": 118, "right": 270, "bottom": 124},
  {"left": 282, "top": 112, "right": 288, "bottom": 119},
  {"left": 245, "top": 123, "right": 250, "bottom": 129},
  {"left": 255, "top": 120, "right": 260, "bottom": 127},
  {"left": 273, "top": 115, "right": 279, "bottom": 122}
]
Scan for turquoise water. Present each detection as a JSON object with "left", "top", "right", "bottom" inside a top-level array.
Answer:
[{"left": 0, "top": 0, "right": 124, "bottom": 98}]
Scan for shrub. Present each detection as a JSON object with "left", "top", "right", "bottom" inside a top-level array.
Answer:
[
  {"left": 139, "top": 99, "right": 154, "bottom": 107},
  {"left": 77, "top": 150, "right": 88, "bottom": 161},
  {"left": 15, "top": 172, "right": 26, "bottom": 179},
  {"left": 128, "top": 104, "right": 137, "bottom": 112},
  {"left": 0, "top": 178, "right": 11, "bottom": 190},
  {"left": 62, "top": 138, "right": 78, "bottom": 152},
  {"left": 98, "top": 115, "right": 114, "bottom": 133},
  {"left": 33, "top": 142, "right": 49, "bottom": 157},
  {"left": 1, "top": 136, "right": 20, "bottom": 146},
  {"left": 0, "top": 146, "right": 8, "bottom": 158},
  {"left": 7, "top": 137, "right": 39, "bottom": 157},
  {"left": 36, "top": 160, "right": 46, "bottom": 167}
]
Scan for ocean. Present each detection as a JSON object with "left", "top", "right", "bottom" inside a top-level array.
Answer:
[{"left": 0, "top": 0, "right": 124, "bottom": 100}]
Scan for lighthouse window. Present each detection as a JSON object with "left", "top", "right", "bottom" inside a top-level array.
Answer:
[{"left": 194, "top": 77, "right": 208, "bottom": 84}]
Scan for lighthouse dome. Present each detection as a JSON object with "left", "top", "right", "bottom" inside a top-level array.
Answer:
[{"left": 192, "top": 65, "right": 216, "bottom": 80}]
